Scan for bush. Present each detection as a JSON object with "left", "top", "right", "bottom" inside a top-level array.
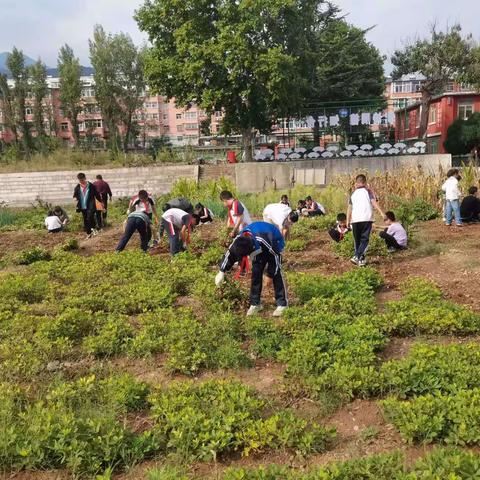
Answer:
[
  {"left": 0, "top": 375, "right": 156, "bottom": 476},
  {"left": 332, "top": 231, "right": 388, "bottom": 258},
  {"left": 378, "top": 277, "right": 480, "bottom": 336},
  {"left": 381, "top": 388, "right": 480, "bottom": 445},
  {"left": 148, "top": 380, "right": 335, "bottom": 461},
  {"left": 14, "top": 246, "right": 51, "bottom": 265},
  {"left": 285, "top": 239, "right": 308, "bottom": 252}
]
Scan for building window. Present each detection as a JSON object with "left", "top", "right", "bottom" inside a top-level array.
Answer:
[
  {"left": 177, "top": 136, "right": 183, "bottom": 142},
  {"left": 163, "top": 114, "right": 168, "bottom": 120},
  {"left": 393, "top": 99, "right": 408, "bottom": 109},
  {"left": 458, "top": 102, "right": 474, "bottom": 120},
  {"left": 460, "top": 83, "right": 473, "bottom": 92},
  {"left": 429, "top": 139, "right": 439, "bottom": 154},
  {"left": 25, "top": 107, "right": 33, "bottom": 115},
  {"left": 176, "top": 113, "right": 182, "bottom": 120},
  {"left": 428, "top": 106, "right": 437, "bottom": 124},
  {"left": 163, "top": 125, "right": 170, "bottom": 133},
  {"left": 85, "top": 119, "right": 102, "bottom": 129},
  {"left": 445, "top": 81, "right": 455, "bottom": 92},
  {"left": 404, "top": 113, "right": 410, "bottom": 131},
  {"left": 144, "top": 102, "right": 158, "bottom": 108},
  {"left": 152, "top": 113, "right": 158, "bottom": 120},
  {"left": 185, "top": 123, "right": 198, "bottom": 130},
  {"left": 82, "top": 87, "right": 95, "bottom": 98},
  {"left": 177, "top": 125, "right": 184, "bottom": 132},
  {"left": 215, "top": 111, "right": 223, "bottom": 118},
  {"left": 61, "top": 122, "right": 69, "bottom": 132},
  {"left": 184, "top": 111, "right": 197, "bottom": 120}
]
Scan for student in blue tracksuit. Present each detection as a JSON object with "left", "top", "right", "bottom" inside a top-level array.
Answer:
[{"left": 215, "top": 221, "right": 288, "bottom": 317}]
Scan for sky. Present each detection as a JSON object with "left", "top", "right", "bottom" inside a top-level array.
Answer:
[{"left": 1, "top": 0, "right": 479, "bottom": 71}]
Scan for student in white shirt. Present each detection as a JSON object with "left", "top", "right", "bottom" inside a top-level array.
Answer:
[
  {"left": 442, "top": 168, "right": 462, "bottom": 227},
  {"left": 161, "top": 208, "right": 200, "bottom": 255},
  {"left": 347, "top": 174, "right": 385, "bottom": 267},
  {"left": 263, "top": 203, "right": 299, "bottom": 238},
  {"left": 45, "top": 211, "right": 63, "bottom": 233},
  {"left": 220, "top": 190, "right": 252, "bottom": 237}
]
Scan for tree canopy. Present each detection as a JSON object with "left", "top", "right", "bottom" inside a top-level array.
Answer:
[
  {"left": 392, "top": 25, "right": 475, "bottom": 139},
  {"left": 135, "top": 0, "right": 338, "bottom": 160},
  {"left": 444, "top": 112, "right": 480, "bottom": 155}
]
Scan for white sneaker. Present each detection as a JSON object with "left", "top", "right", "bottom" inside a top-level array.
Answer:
[
  {"left": 350, "top": 256, "right": 359, "bottom": 265},
  {"left": 91, "top": 229, "right": 98, "bottom": 236},
  {"left": 358, "top": 258, "right": 367, "bottom": 267},
  {"left": 246, "top": 305, "right": 262, "bottom": 316},
  {"left": 273, "top": 306, "right": 287, "bottom": 317}
]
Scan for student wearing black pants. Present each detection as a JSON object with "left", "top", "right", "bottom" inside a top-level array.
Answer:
[
  {"left": 216, "top": 221, "right": 287, "bottom": 317},
  {"left": 351, "top": 221, "right": 373, "bottom": 260},
  {"left": 379, "top": 231, "right": 403, "bottom": 250},
  {"left": 116, "top": 212, "right": 151, "bottom": 252}
]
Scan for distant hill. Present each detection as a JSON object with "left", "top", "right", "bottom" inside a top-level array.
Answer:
[
  {"left": 0, "top": 51, "right": 36, "bottom": 75},
  {"left": 0, "top": 52, "right": 94, "bottom": 77}
]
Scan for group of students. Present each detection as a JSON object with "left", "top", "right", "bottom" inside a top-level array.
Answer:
[
  {"left": 64, "top": 172, "right": 413, "bottom": 317},
  {"left": 46, "top": 173, "right": 113, "bottom": 237},
  {"left": 441, "top": 168, "right": 480, "bottom": 226},
  {"left": 328, "top": 174, "right": 408, "bottom": 265}
]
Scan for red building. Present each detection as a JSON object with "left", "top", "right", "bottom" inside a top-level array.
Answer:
[{"left": 395, "top": 84, "right": 480, "bottom": 154}]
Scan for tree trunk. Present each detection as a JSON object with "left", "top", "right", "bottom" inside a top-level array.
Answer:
[
  {"left": 418, "top": 90, "right": 431, "bottom": 140},
  {"left": 242, "top": 127, "right": 253, "bottom": 162},
  {"left": 313, "top": 115, "right": 320, "bottom": 146}
]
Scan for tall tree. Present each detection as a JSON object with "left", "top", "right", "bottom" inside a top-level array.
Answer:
[
  {"left": 0, "top": 73, "right": 18, "bottom": 144},
  {"left": 29, "top": 59, "right": 48, "bottom": 144},
  {"left": 7, "top": 47, "right": 32, "bottom": 154},
  {"left": 391, "top": 24, "right": 474, "bottom": 140},
  {"left": 89, "top": 25, "right": 145, "bottom": 153},
  {"left": 304, "top": 20, "right": 385, "bottom": 144},
  {"left": 135, "top": 0, "right": 336, "bottom": 162},
  {"left": 58, "top": 44, "right": 83, "bottom": 146}
]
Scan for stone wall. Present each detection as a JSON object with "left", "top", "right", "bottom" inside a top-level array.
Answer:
[
  {"left": 0, "top": 154, "right": 451, "bottom": 206},
  {"left": 0, "top": 165, "right": 198, "bottom": 206}
]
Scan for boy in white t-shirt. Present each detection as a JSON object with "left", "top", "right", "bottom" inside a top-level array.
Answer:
[
  {"left": 441, "top": 168, "right": 462, "bottom": 227},
  {"left": 347, "top": 174, "right": 385, "bottom": 267},
  {"left": 45, "top": 210, "right": 63, "bottom": 233},
  {"left": 220, "top": 190, "right": 252, "bottom": 238},
  {"left": 263, "top": 203, "right": 299, "bottom": 238},
  {"left": 161, "top": 208, "right": 200, "bottom": 255}
]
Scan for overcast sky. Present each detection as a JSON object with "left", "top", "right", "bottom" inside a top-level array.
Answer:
[{"left": 1, "top": 0, "right": 479, "bottom": 71}]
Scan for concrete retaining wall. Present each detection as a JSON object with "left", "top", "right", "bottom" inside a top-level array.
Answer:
[
  {"left": 0, "top": 165, "right": 198, "bottom": 206},
  {"left": 0, "top": 154, "right": 451, "bottom": 206}
]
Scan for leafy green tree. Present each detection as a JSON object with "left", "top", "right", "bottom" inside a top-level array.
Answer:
[
  {"left": 304, "top": 20, "right": 385, "bottom": 144},
  {"left": 58, "top": 44, "right": 83, "bottom": 146},
  {"left": 89, "top": 25, "right": 145, "bottom": 154},
  {"left": 29, "top": 59, "right": 48, "bottom": 147},
  {"left": 6, "top": 47, "right": 32, "bottom": 154},
  {"left": 392, "top": 24, "right": 474, "bottom": 140},
  {"left": 0, "top": 73, "right": 18, "bottom": 144},
  {"left": 135, "top": 0, "right": 336, "bottom": 161},
  {"left": 444, "top": 112, "right": 480, "bottom": 155}
]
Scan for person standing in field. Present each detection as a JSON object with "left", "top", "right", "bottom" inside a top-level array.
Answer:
[
  {"left": 220, "top": 190, "right": 252, "bottom": 238},
  {"left": 263, "top": 203, "right": 299, "bottom": 239},
  {"left": 161, "top": 207, "right": 200, "bottom": 256},
  {"left": 215, "top": 221, "right": 288, "bottom": 317},
  {"left": 347, "top": 174, "right": 385, "bottom": 267},
  {"left": 442, "top": 168, "right": 463, "bottom": 227},
  {"left": 73, "top": 173, "right": 102, "bottom": 239},
  {"left": 93, "top": 174, "right": 113, "bottom": 228}
]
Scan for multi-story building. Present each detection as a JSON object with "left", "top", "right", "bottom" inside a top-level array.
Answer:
[
  {"left": 385, "top": 73, "right": 425, "bottom": 114},
  {"left": 395, "top": 84, "right": 480, "bottom": 153}
]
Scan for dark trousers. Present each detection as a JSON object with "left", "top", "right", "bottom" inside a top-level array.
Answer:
[
  {"left": 250, "top": 251, "right": 287, "bottom": 307},
  {"left": 81, "top": 209, "right": 96, "bottom": 234},
  {"left": 95, "top": 211, "right": 104, "bottom": 229},
  {"left": 162, "top": 219, "right": 183, "bottom": 256},
  {"left": 351, "top": 221, "right": 373, "bottom": 259},
  {"left": 116, "top": 217, "right": 151, "bottom": 252},
  {"left": 328, "top": 229, "right": 342, "bottom": 243},
  {"left": 308, "top": 209, "right": 324, "bottom": 217},
  {"left": 379, "top": 231, "right": 404, "bottom": 250},
  {"left": 48, "top": 227, "right": 62, "bottom": 234}
]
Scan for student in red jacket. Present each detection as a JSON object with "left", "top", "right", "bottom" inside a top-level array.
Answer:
[{"left": 93, "top": 174, "right": 113, "bottom": 228}]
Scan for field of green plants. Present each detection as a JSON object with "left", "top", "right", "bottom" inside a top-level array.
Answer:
[{"left": 1, "top": 171, "right": 480, "bottom": 478}]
